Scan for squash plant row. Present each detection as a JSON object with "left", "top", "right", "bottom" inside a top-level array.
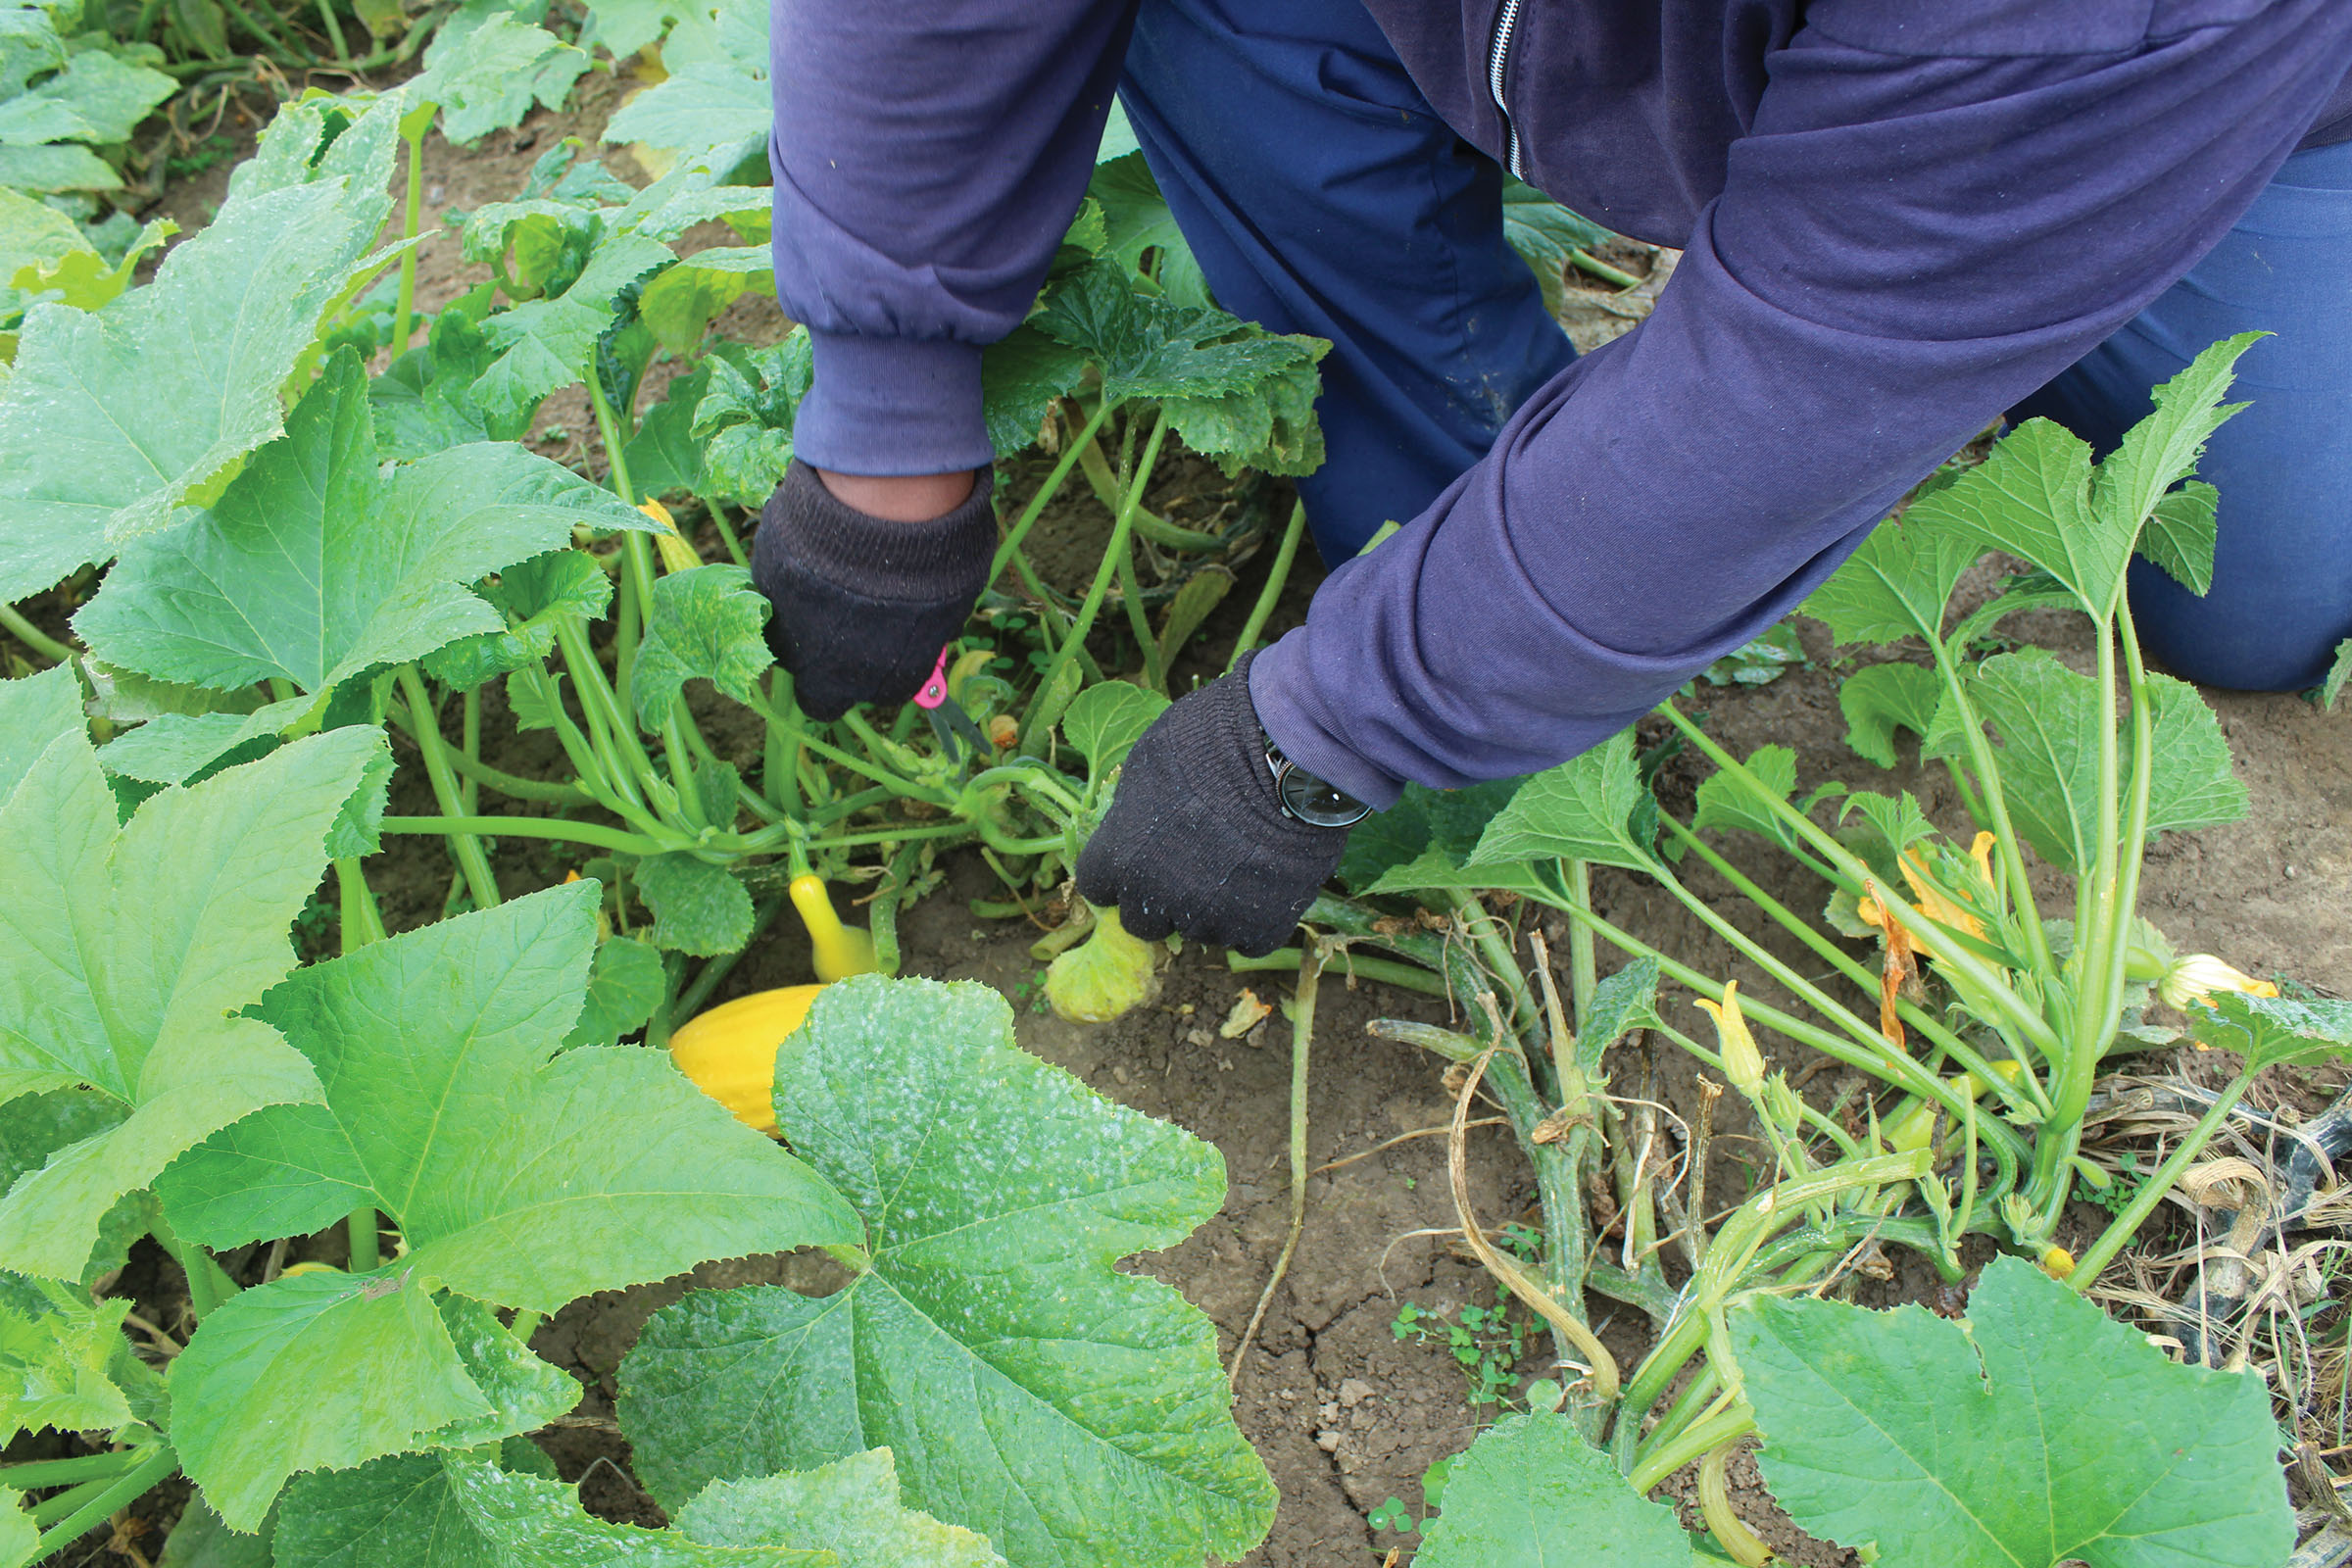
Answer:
[{"left": 0, "top": 19, "right": 2338, "bottom": 1568}]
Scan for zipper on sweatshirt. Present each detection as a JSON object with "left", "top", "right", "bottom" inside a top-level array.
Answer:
[{"left": 1487, "top": 0, "right": 1526, "bottom": 178}]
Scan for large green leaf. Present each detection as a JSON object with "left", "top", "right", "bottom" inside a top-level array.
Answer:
[
  {"left": 2136, "top": 480, "right": 2218, "bottom": 598},
  {"left": 676, "top": 1449, "right": 1009, "bottom": 1566},
  {"left": 0, "top": 95, "right": 400, "bottom": 603},
  {"left": 1690, "top": 743, "right": 1798, "bottom": 845},
  {"left": 0, "top": 662, "right": 80, "bottom": 801},
  {"left": 155, "top": 884, "right": 858, "bottom": 1308},
  {"left": 2185, "top": 990, "right": 2352, "bottom": 1072},
  {"left": 1413, "top": 1411, "right": 1689, "bottom": 1567},
  {"left": 1499, "top": 178, "right": 1615, "bottom": 319},
  {"left": 617, "top": 976, "right": 1277, "bottom": 1568},
  {"left": 0, "top": 1275, "right": 132, "bottom": 1443},
  {"left": 273, "top": 1450, "right": 826, "bottom": 1567},
  {"left": 0, "top": 727, "right": 378, "bottom": 1278},
  {"left": 416, "top": 11, "right": 587, "bottom": 147},
  {"left": 2089, "top": 334, "right": 2260, "bottom": 565},
  {"left": 1340, "top": 777, "right": 1546, "bottom": 900},
  {"left": 75, "top": 350, "right": 650, "bottom": 696},
  {"left": 1965, "top": 649, "right": 2102, "bottom": 873},
  {"left": 169, "top": 1270, "right": 569, "bottom": 1529},
  {"left": 1905, "top": 421, "right": 2112, "bottom": 616},
  {"left": 371, "top": 299, "right": 533, "bottom": 461},
  {"left": 1734, "top": 1252, "right": 2291, "bottom": 1568},
  {"left": 0, "top": 1487, "right": 27, "bottom": 1566},
  {"left": 1059, "top": 681, "right": 1166, "bottom": 779},
  {"left": 601, "top": 61, "right": 768, "bottom": 159},
  {"left": 1800, "top": 511, "right": 1980, "bottom": 650},
  {"left": 689, "top": 339, "right": 807, "bottom": 502},
  {"left": 472, "top": 230, "right": 675, "bottom": 429},
  {"left": 0, "top": 46, "right": 172, "bottom": 147},
  {"left": 1837, "top": 662, "right": 1945, "bottom": 769},
  {"left": 1468, "top": 730, "right": 1651, "bottom": 872},
  {"left": 629, "top": 564, "right": 775, "bottom": 724},
  {"left": 0, "top": 1090, "right": 151, "bottom": 1285},
  {"left": 2137, "top": 672, "right": 2247, "bottom": 840},
  {"left": 980, "top": 325, "right": 1089, "bottom": 459}
]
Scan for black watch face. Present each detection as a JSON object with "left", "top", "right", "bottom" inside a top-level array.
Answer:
[{"left": 1278, "top": 766, "right": 1370, "bottom": 828}]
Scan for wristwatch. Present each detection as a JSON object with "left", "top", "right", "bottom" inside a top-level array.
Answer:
[{"left": 1264, "top": 737, "right": 1373, "bottom": 828}]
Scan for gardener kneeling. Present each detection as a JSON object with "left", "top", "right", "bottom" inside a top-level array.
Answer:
[{"left": 750, "top": 0, "right": 2352, "bottom": 956}]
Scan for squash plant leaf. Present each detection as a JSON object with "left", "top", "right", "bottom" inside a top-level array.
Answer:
[
  {"left": 0, "top": 727, "right": 379, "bottom": 1279},
  {"left": 472, "top": 230, "right": 677, "bottom": 429},
  {"left": 1343, "top": 778, "right": 1546, "bottom": 901},
  {"left": 1468, "top": 730, "right": 1651, "bottom": 873},
  {"left": 633, "top": 852, "right": 756, "bottom": 956},
  {"left": 273, "top": 1450, "right": 826, "bottom": 1568},
  {"left": 0, "top": 44, "right": 173, "bottom": 154},
  {"left": 629, "top": 564, "right": 775, "bottom": 725},
  {"left": 0, "top": 1487, "right": 26, "bottom": 1564},
  {"left": 1801, "top": 513, "right": 1979, "bottom": 650},
  {"left": 676, "top": 1448, "right": 1009, "bottom": 1567},
  {"left": 1412, "top": 1410, "right": 1689, "bottom": 1568},
  {"left": 981, "top": 325, "right": 1089, "bottom": 459},
  {"left": 2137, "top": 672, "right": 2247, "bottom": 840},
  {"left": 2089, "top": 333, "right": 2260, "bottom": 563},
  {"left": 1734, "top": 1252, "right": 2292, "bottom": 1568},
  {"left": 1499, "top": 178, "right": 1615, "bottom": 319},
  {"left": 1690, "top": 743, "right": 1797, "bottom": 845},
  {"left": 171, "top": 1268, "right": 577, "bottom": 1529},
  {"left": 690, "top": 338, "right": 809, "bottom": 503},
  {"left": 371, "top": 296, "right": 533, "bottom": 462},
  {"left": 626, "top": 363, "right": 714, "bottom": 498},
  {"left": 1965, "top": 649, "right": 2101, "bottom": 873},
  {"left": 416, "top": 11, "right": 588, "bottom": 148},
  {"left": 2185, "top": 990, "right": 2352, "bottom": 1073},
  {"left": 0, "top": 1090, "right": 153, "bottom": 1286},
  {"left": 1060, "top": 681, "right": 1167, "bottom": 778},
  {"left": 1905, "top": 421, "right": 2115, "bottom": 617},
  {"left": 1838, "top": 662, "right": 1944, "bottom": 769},
  {"left": 423, "top": 549, "right": 615, "bottom": 693},
  {"left": 2322, "top": 639, "right": 2352, "bottom": 713},
  {"left": 76, "top": 348, "right": 652, "bottom": 697},
  {"left": 618, "top": 976, "right": 1278, "bottom": 1568},
  {"left": 156, "top": 884, "right": 858, "bottom": 1305},
  {"left": 2136, "top": 480, "right": 2219, "bottom": 598},
  {"left": 0, "top": 95, "right": 401, "bottom": 604},
  {"left": 0, "top": 662, "right": 81, "bottom": 801},
  {"left": 602, "top": 60, "right": 770, "bottom": 161},
  {"left": 564, "top": 934, "right": 666, "bottom": 1049},
  {"left": 0, "top": 1276, "right": 134, "bottom": 1444}
]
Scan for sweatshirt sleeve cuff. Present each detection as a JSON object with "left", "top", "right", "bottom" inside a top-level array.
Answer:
[
  {"left": 1248, "top": 633, "right": 1406, "bottom": 812},
  {"left": 791, "top": 331, "right": 996, "bottom": 477}
]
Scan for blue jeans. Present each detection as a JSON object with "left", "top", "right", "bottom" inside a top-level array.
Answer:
[
  {"left": 1123, "top": 1, "right": 2352, "bottom": 690},
  {"left": 1118, "top": 0, "right": 1573, "bottom": 564},
  {"left": 2015, "top": 137, "right": 2352, "bottom": 692}
]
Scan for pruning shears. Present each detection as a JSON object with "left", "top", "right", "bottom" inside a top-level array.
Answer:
[{"left": 913, "top": 645, "right": 991, "bottom": 772}]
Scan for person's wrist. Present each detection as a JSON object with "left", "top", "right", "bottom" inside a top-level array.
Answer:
[{"left": 814, "top": 467, "right": 977, "bottom": 523}]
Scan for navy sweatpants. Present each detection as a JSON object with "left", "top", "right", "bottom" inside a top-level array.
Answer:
[{"left": 1121, "top": 0, "right": 2352, "bottom": 692}]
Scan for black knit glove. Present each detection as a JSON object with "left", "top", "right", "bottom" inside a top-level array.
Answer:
[
  {"left": 750, "top": 460, "right": 995, "bottom": 721},
  {"left": 1076, "top": 652, "right": 1353, "bottom": 957}
]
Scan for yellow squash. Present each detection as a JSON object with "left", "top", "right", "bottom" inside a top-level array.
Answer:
[{"left": 668, "top": 984, "right": 825, "bottom": 1133}]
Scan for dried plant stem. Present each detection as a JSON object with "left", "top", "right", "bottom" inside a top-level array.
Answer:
[
  {"left": 1231, "top": 943, "right": 1321, "bottom": 1387},
  {"left": 1449, "top": 1045, "right": 1620, "bottom": 1403}
]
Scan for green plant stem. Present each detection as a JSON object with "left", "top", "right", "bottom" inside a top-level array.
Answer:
[
  {"left": 348, "top": 1209, "right": 380, "bottom": 1271},
  {"left": 30, "top": 1446, "right": 176, "bottom": 1558},
  {"left": 0, "top": 601, "right": 71, "bottom": 663},
  {"left": 1112, "top": 537, "right": 1164, "bottom": 690},
  {"left": 396, "top": 667, "right": 503, "bottom": 907},
  {"left": 459, "top": 686, "right": 481, "bottom": 813},
  {"left": 334, "top": 858, "right": 385, "bottom": 949},
  {"left": 2069, "top": 1066, "right": 2256, "bottom": 1290},
  {"left": 991, "top": 398, "right": 1117, "bottom": 583},
  {"left": 380, "top": 814, "right": 668, "bottom": 857},
  {"left": 0, "top": 1452, "right": 140, "bottom": 1490},
  {"left": 1658, "top": 813, "right": 2039, "bottom": 1118},
  {"left": 30, "top": 1476, "right": 114, "bottom": 1527},
  {"left": 1922, "top": 629, "right": 2054, "bottom": 979},
  {"left": 1564, "top": 859, "right": 1597, "bottom": 1029},
  {"left": 1630, "top": 1359, "right": 1722, "bottom": 1475},
  {"left": 216, "top": 0, "right": 310, "bottom": 63},
  {"left": 1449, "top": 890, "right": 1542, "bottom": 1046},
  {"left": 315, "top": 0, "right": 352, "bottom": 68},
  {"left": 1025, "top": 411, "right": 1169, "bottom": 731},
  {"left": 508, "top": 1309, "right": 544, "bottom": 1345},
  {"left": 1544, "top": 893, "right": 2029, "bottom": 1171},
  {"left": 1629, "top": 1405, "right": 1755, "bottom": 1494},
  {"left": 150, "top": 1215, "right": 230, "bottom": 1321},
  {"left": 1227, "top": 500, "right": 1307, "bottom": 670},
  {"left": 1074, "top": 433, "right": 1223, "bottom": 550},
  {"left": 435, "top": 748, "right": 592, "bottom": 807},
  {"left": 1569, "top": 248, "right": 1644, "bottom": 289},
  {"left": 1658, "top": 703, "right": 2059, "bottom": 1060},
  {"left": 1227, "top": 947, "right": 1446, "bottom": 997},
  {"left": 550, "top": 618, "right": 662, "bottom": 812}
]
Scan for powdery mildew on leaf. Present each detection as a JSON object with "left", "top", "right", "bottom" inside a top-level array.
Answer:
[{"left": 618, "top": 976, "right": 1276, "bottom": 1568}]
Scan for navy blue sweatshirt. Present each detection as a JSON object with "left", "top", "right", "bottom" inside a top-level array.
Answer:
[{"left": 769, "top": 2, "right": 2352, "bottom": 808}]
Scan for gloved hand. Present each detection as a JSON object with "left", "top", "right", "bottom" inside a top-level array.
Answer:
[
  {"left": 750, "top": 460, "right": 996, "bottom": 721},
  {"left": 1076, "top": 652, "right": 1354, "bottom": 957}
]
